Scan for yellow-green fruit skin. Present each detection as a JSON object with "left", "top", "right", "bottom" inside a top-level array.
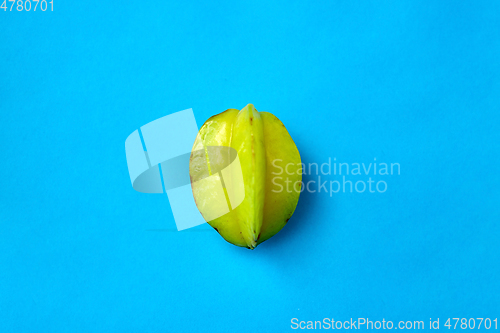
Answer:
[{"left": 189, "top": 104, "right": 301, "bottom": 249}]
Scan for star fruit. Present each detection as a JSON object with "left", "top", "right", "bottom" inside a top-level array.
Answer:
[{"left": 189, "top": 104, "right": 301, "bottom": 249}]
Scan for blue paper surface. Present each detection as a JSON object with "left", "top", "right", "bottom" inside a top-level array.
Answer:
[{"left": 1, "top": 1, "right": 499, "bottom": 331}]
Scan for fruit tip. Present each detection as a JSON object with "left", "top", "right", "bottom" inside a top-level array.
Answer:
[{"left": 243, "top": 103, "right": 256, "bottom": 111}]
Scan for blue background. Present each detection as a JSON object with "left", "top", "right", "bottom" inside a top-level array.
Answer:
[{"left": 1, "top": 1, "right": 499, "bottom": 331}]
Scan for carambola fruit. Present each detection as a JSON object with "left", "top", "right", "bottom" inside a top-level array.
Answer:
[{"left": 189, "top": 104, "right": 301, "bottom": 249}]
